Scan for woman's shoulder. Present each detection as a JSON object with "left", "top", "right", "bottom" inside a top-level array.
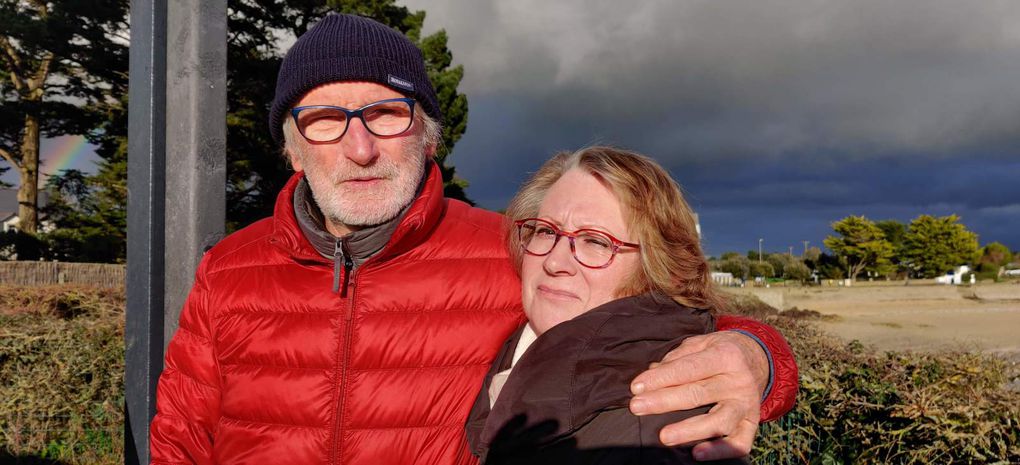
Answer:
[
  {"left": 516, "top": 293, "right": 714, "bottom": 364},
  {"left": 489, "top": 293, "right": 714, "bottom": 444}
]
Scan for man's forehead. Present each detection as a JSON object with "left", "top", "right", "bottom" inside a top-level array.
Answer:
[{"left": 295, "top": 81, "right": 407, "bottom": 107}]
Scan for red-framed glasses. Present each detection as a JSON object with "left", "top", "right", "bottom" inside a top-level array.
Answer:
[{"left": 514, "top": 218, "right": 640, "bottom": 269}]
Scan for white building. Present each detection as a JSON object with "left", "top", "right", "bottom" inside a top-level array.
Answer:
[
  {"left": 0, "top": 188, "right": 49, "bottom": 233},
  {"left": 935, "top": 265, "right": 970, "bottom": 285},
  {"left": 711, "top": 271, "right": 736, "bottom": 286}
]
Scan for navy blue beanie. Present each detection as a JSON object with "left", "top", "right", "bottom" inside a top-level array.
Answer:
[{"left": 269, "top": 13, "right": 441, "bottom": 145}]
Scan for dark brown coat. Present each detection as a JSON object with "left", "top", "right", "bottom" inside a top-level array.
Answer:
[{"left": 465, "top": 292, "right": 751, "bottom": 465}]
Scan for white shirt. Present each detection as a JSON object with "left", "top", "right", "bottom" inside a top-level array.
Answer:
[{"left": 488, "top": 324, "right": 538, "bottom": 408}]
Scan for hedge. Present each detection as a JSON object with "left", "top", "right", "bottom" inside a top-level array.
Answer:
[{"left": 1, "top": 287, "right": 1017, "bottom": 464}]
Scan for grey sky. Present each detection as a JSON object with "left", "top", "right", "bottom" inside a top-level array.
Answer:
[{"left": 400, "top": 0, "right": 1020, "bottom": 255}]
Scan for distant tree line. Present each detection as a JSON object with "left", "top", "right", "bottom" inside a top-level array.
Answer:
[
  {"left": 1, "top": 0, "right": 471, "bottom": 263},
  {"left": 711, "top": 214, "right": 1017, "bottom": 283}
]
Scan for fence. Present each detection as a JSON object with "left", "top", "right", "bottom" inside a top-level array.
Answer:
[{"left": 0, "top": 261, "right": 125, "bottom": 288}]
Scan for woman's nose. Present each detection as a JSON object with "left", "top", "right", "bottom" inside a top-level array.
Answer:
[{"left": 542, "top": 236, "right": 577, "bottom": 276}]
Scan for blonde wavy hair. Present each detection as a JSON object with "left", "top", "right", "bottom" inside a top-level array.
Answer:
[{"left": 505, "top": 146, "right": 726, "bottom": 312}]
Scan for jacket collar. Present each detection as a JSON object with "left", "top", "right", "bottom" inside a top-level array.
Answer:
[
  {"left": 271, "top": 160, "right": 447, "bottom": 264},
  {"left": 465, "top": 293, "right": 714, "bottom": 459},
  {"left": 293, "top": 176, "right": 409, "bottom": 266}
]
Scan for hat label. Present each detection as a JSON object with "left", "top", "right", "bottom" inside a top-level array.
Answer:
[{"left": 387, "top": 74, "right": 414, "bottom": 92}]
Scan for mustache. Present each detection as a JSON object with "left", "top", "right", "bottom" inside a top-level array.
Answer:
[
  {"left": 295, "top": 135, "right": 426, "bottom": 185},
  {"left": 328, "top": 162, "right": 399, "bottom": 184}
]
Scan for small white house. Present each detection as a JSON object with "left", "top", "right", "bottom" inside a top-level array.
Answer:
[
  {"left": 0, "top": 188, "right": 49, "bottom": 233},
  {"left": 1, "top": 189, "right": 20, "bottom": 233},
  {"left": 935, "top": 265, "right": 970, "bottom": 285},
  {"left": 2, "top": 213, "right": 18, "bottom": 232},
  {"left": 711, "top": 271, "right": 736, "bottom": 286}
]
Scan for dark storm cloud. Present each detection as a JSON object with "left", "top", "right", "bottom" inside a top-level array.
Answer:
[
  {"left": 400, "top": 0, "right": 1020, "bottom": 252},
  {"left": 407, "top": 0, "right": 1020, "bottom": 156}
]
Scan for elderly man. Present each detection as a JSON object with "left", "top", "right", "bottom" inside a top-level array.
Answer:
[{"left": 150, "top": 13, "right": 797, "bottom": 465}]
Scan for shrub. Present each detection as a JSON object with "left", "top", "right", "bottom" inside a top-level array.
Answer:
[
  {"left": 730, "top": 296, "right": 1020, "bottom": 464},
  {"left": 0, "top": 285, "right": 124, "bottom": 465},
  {"left": 750, "top": 261, "right": 776, "bottom": 279},
  {"left": 2, "top": 287, "right": 1018, "bottom": 464}
]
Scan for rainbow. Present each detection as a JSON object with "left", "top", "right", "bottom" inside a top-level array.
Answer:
[{"left": 41, "top": 135, "right": 95, "bottom": 178}]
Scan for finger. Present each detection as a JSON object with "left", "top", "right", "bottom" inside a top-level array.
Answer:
[
  {"left": 658, "top": 401, "right": 751, "bottom": 447},
  {"left": 660, "top": 331, "right": 750, "bottom": 365},
  {"left": 631, "top": 375, "right": 738, "bottom": 415},
  {"left": 658, "top": 334, "right": 712, "bottom": 364},
  {"left": 634, "top": 332, "right": 756, "bottom": 395},
  {"left": 689, "top": 418, "right": 758, "bottom": 461},
  {"left": 631, "top": 348, "right": 722, "bottom": 396}
]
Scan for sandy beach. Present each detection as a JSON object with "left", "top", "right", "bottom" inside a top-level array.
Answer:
[{"left": 731, "top": 282, "right": 1020, "bottom": 358}]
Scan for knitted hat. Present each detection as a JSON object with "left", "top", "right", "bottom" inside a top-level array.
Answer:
[{"left": 268, "top": 13, "right": 441, "bottom": 145}]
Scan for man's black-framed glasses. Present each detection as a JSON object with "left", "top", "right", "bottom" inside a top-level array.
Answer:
[
  {"left": 515, "top": 218, "right": 640, "bottom": 269},
  {"left": 290, "top": 97, "right": 416, "bottom": 143}
]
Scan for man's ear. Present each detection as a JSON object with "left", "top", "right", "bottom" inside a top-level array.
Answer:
[
  {"left": 424, "top": 141, "right": 437, "bottom": 159},
  {"left": 284, "top": 147, "right": 303, "bottom": 172}
]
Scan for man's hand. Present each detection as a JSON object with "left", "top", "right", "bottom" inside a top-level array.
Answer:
[{"left": 628, "top": 331, "right": 769, "bottom": 461}]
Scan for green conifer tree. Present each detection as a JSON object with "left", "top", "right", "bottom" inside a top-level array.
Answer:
[
  {"left": 901, "top": 215, "right": 979, "bottom": 278},
  {"left": 823, "top": 216, "right": 894, "bottom": 281}
]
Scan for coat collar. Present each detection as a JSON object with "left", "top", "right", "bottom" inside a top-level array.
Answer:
[{"left": 465, "top": 293, "right": 714, "bottom": 460}]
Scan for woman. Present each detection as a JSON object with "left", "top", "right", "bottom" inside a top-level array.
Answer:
[{"left": 465, "top": 146, "right": 748, "bottom": 464}]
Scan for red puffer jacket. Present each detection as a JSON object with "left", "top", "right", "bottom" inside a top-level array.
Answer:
[{"left": 150, "top": 163, "right": 797, "bottom": 465}]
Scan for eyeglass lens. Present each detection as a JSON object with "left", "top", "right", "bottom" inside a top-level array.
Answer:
[
  {"left": 518, "top": 219, "right": 617, "bottom": 267},
  {"left": 297, "top": 100, "right": 413, "bottom": 141}
]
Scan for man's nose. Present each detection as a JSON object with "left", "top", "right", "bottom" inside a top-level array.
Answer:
[
  {"left": 542, "top": 236, "right": 577, "bottom": 276},
  {"left": 342, "top": 117, "right": 380, "bottom": 166}
]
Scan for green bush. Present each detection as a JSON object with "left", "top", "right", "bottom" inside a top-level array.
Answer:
[
  {"left": 2, "top": 286, "right": 1018, "bottom": 464},
  {"left": 0, "top": 285, "right": 124, "bottom": 465}
]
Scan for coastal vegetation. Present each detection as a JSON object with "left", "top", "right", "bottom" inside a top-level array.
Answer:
[
  {"left": 2, "top": 285, "right": 1017, "bottom": 464},
  {"left": 711, "top": 215, "right": 1017, "bottom": 284}
]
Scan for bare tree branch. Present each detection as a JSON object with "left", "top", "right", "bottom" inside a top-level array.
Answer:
[
  {"left": 0, "top": 36, "right": 26, "bottom": 92},
  {"left": 28, "top": 51, "right": 54, "bottom": 96},
  {"left": 0, "top": 145, "right": 20, "bottom": 169},
  {"left": 26, "top": 0, "right": 50, "bottom": 96}
]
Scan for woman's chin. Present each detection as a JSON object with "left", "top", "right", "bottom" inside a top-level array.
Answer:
[{"left": 527, "top": 303, "right": 581, "bottom": 332}]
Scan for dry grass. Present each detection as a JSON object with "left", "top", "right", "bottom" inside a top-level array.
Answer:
[{"left": 0, "top": 285, "right": 124, "bottom": 464}]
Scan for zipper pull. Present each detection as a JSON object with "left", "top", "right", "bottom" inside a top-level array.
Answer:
[
  {"left": 332, "top": 240, "right": 343, "bottom": 294},
  {"left": 340, "top": 240, "right": 354, "bottom": 298}
]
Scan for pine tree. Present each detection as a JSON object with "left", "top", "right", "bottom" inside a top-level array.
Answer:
[
  {"left": 901, "top": 215, "right": 979, "bottom": 278},
  {"left": 42, "top": 95, "right": 128, "bottom": 262},
  {"left": 823, "top": 215, "right": 895, "bottom": 281},
  {"left": 40, "top": 1, "right": 474, "bottom": 262},
  {"left": 0, "top": 0, "right": 128, "bottom": 234}
]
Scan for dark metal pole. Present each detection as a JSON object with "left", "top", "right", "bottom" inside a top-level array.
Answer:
[
  {"left": 125, "top": 0, "right": 167, "bottom": 463},
  {"left": 126, "top": 1, "right": 227, "bottom": 463},
  {"left": 164, "top": 0, "right": 227, "bottom": 343}
]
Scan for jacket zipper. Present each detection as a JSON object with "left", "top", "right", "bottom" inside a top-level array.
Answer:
[
  {"left": 330, "top": 238, "right": 358, "bottom": 465},
  {"left": 340, "top": 241, "right": 352, "bottom": 295},
  {"left": 331, "top": 240, "right": 354, "bottom": 296}
]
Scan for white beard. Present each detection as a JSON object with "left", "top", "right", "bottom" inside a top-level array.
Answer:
[{"left": 296, "top": 136, "right": 428, "bottom": 231}]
